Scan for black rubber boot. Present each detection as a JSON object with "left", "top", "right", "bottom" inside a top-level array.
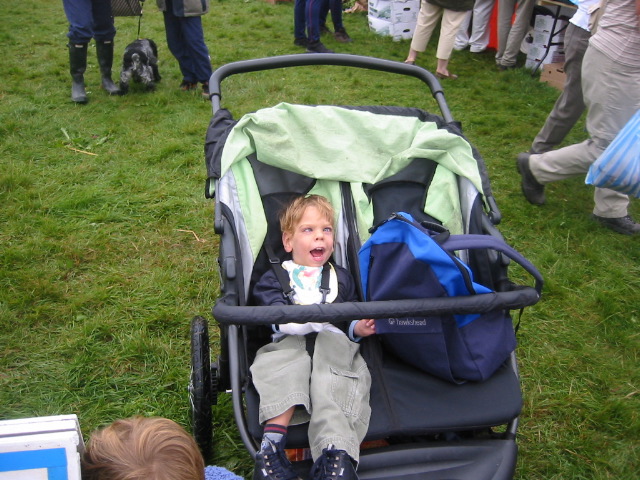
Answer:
[
  {"left": 95, "top": 40, "right": 121, "bottom": 95},
  {"left": 69, "top": 43, "right": 88, "bottom": 103}
]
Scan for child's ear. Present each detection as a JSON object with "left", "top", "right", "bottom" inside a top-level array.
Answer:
[{"left": 282, "top": 231, "right": 293, "bottom": 253}]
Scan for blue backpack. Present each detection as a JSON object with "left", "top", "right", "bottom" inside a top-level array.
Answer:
[{"left": 359, "top": 212, "right": 543, "bottom": 383}]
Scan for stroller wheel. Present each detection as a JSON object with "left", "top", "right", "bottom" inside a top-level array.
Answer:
[{"left": 189, "top": 315, "right": 214, "bottom": 459}]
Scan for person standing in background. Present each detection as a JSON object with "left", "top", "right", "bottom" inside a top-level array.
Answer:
[
  {"left": 156, "top": 0, "right": 213, "bottom": 98},
  {"left": 495, "top": 0, "right": 535, "bottom": 69},
  {"left": 454, "top": 0, "right": 495, "bottom": 53},
  {"left": 62, "top": 0, "right": 121, "bottom": 103},
  {"left": 404, "top": 0, "right": 474, "bottom": 79}
]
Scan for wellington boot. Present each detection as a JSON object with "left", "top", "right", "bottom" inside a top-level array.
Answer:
[
  {"left": 96, "top": 40, "right": 121, "bottom": 95},
  {"left": 69, "top": 43, "right": 88, "bottom": 104}
]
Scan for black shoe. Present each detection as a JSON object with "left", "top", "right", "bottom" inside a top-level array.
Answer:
[
  {"left": 497, "top": 64, "right": 517, "bottom": 71},
  {"left": 306, "top": 41, "right": 334, "bottom": 54},
  {"left": 253, "top": 437, "right": 302, "bottom": 480},
  {"left": 517, "top": 152, "right": 545, "bottom": 205},
  {"left": 294, "top": 37, "right": 308, "bottom": 48},
  {"left": 320, "top": 24, "right": 332, "bottom": 35},
  {"left": 334, "top": 28, "right": 353, "bottom": 43},
  {"left": 309, "top": 445, "right": 358, "bottom": 480},
  {"left": 592, "top": 215, "right": 640, "bottom": 235},
  {"left": 201, "top": 81, "right": 210, "bottom": 99},
  {"left": 179, "top": 80, "right": 197, "bottom": 91}
]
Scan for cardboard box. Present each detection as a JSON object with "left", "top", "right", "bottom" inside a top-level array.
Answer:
[
  {"left": 526, "top": 43, "right": 565, "bottom": 69},
  {"left": 0, "top": 415, "right": 84, "bottom": 480},
  {"left": 369, "top": 0, "right": 419, "bottom": 24},
  {"left": 368, "top": 15, "right": 416, "bottom": 41},
  {"left": 540, "top": 62, "right": 566, "bottom": 91},
  {"left": 534, "top": 15, "right": 568, "bottom": 34}
]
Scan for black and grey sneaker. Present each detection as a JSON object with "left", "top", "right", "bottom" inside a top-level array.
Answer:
[
  {"left": 592, "top": 214, "right": 640, "bottom": 235},
  {"left": 253, "top": 437, "right": 302, "bottom": 480},
  {"left": 309, "top": 445, "right": 358, "bottom": 480},
  {"left": 306, "top": 41, "right": 334, "bottom": 54}
]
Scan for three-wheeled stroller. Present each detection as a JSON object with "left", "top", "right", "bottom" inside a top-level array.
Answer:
[{"left": 190, "top": 54, "right": 543, "bottom": 480}]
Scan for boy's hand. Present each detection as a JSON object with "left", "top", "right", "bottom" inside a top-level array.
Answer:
[{"left": 354, "top": 319, "right": 376, "bottom": 337}]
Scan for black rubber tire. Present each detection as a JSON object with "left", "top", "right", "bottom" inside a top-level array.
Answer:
[{"left": 190, "top": 315, "right": 214, "bottom": 459}]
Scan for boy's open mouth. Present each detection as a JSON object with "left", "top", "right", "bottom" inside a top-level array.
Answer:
[{"left": 310, "top": 248, "right": 325, "bottom": 260}]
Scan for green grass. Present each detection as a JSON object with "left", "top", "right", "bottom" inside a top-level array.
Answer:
[{"left": 1, "top": 0, "right": 638, "bottom": 478}]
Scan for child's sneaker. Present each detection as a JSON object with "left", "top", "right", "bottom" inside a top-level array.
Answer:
[
  {"left": 306, "top": 41, "right": 334, "bottom": 54},
  {"left": 253, "top": 437, "right": 302, "bottom": 480},
  {"left": 309, "top": 445, "right": 358, "bottom": 480},
  {"left": 334, "top": 28, "right": 353, "bottom": 43}
]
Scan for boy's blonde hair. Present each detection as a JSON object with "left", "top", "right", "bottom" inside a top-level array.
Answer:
[
  {"left": 81, "top": 416, "right": 205, "bottom": 480},
  {"left": 280, "top": 194, "right": 335, "bottom": 236}
]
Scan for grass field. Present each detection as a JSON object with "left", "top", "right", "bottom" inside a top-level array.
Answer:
[{"left": 0, "top": 0, "right": 638, "bottom": 478}]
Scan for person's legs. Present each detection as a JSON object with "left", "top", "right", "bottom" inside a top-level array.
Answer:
[
  {"left": 307, "top": 331, "right": 371, "bottom": 464},
  {"left": 495, "top": 0, "right": 516, "bottom": 64},
  {"left": 468, "top": 0, "right": 495, "bottom": 52},
  {"left": 530, "top": 23, "right": 590, "bottom": 153},
  {"left": 90, "top": 0, "right": 116, "bottom": 42},
  {"left": 454, "top": 11, "right": 472, "bottom": 50},
  {"left": 178, "top": 15, "right": 213, "bottom": 84},
  {"left": 435, "top": 9, "right": 469, "bottom": 61},
  {"left": 499, "top": 0, "right": 535, "bottom": 67},
  {"left": 294, "top": 0, "right": 307, "bottom": 44},
  {"left": 526, "top": 47, "right": 638, "bottom": 224},
  {"left": 407, "top": 3, "right": 444, "bottom": 61},
  {"left": 63, "top": 0, "right": 95, "bottom": 44},
  {"left": 162, "top": 10, "right": 197, "bottom": 85}
]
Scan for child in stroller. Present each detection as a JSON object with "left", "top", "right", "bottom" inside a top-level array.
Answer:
[{"left": 251, "top": 195, "right": 376, "bottom": 480}]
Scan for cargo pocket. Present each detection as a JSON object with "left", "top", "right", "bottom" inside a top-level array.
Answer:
[{"left": 330, "top": 364, "right": 371, "bottom": 418}]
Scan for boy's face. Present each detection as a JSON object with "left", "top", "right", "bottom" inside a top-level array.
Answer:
[{"left": 283, "top": 205, "right": 334, "bottom": 267}]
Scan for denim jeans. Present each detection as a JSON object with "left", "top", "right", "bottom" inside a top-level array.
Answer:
[
  {"left": 162, "top": 2, "right": 212, "bottom": 83},
  {"left": 63, "top": 0, "right": 116, "bottom": 44}
]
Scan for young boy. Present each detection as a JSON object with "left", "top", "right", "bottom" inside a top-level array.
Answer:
[
  {"left": 81, "top": 416, "right": 242, "bottom": 480},
  {"left": 250, "top": 194, "right": 376, "bottom": 480}
]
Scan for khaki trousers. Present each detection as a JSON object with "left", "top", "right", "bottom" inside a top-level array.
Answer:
[
  {"left": 410, "top": 2, "right": 468, "bottom": 60},
  {"left": 250, "top": 331, "right": 372, "bottom": 463},
  {"left": 529, "top": 47, "right": 640, "bottom": 218}
]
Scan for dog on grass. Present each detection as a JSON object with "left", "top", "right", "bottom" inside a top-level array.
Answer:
[{"left": 119, "top": 39, "right": 161, "bottom": 94}]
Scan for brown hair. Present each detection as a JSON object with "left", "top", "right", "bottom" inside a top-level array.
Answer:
[
  {"left": 81, "top": 416, "right": 205, "bottom": 480},
  {"left": 280, "top": 194, "right": 335, "bottom": 236}
]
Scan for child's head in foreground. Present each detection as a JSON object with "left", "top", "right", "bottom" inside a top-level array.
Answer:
[
  {"left": 81, "top": 416, "right": 205, "bottom": 480},
  {"left": 280, "top": 194, "right": 335, "bottom": 267}
]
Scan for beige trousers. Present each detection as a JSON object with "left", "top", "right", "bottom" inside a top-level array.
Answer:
[{"left": 410, "top": 2, "right": 468, "bottom": 60}]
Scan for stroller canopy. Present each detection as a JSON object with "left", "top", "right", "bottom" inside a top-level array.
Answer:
[{"left": 207, "top": 103, "right": 489, "bottom": 274}]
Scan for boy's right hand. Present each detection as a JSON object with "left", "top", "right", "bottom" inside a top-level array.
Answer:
[{"left": 354, "top": 319, "right": 376, "bottom": 337}]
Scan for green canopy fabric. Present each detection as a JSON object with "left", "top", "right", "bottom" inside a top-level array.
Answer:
[{"left": 218, "top": 103, "right": 485, "bottom": 263}]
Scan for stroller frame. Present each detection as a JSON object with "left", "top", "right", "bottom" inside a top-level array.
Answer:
[{"left": 191, "top": 54, "right": 542, "bottom": 480}]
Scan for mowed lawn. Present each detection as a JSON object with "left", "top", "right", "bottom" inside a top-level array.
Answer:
[{"left": 0, "top": 0, "right": 638, "bottom": 478}]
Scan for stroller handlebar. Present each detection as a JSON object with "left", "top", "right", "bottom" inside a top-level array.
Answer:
[
  {"left": 207, "top": 53, "right": 453, "bottom": 123},
  {"left": 212, "top": 287, "right": 541, "bottom": 326}
]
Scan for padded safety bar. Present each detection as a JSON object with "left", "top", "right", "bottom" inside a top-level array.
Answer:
[
  {"left": 213, "top": 287, "right": 540, "bottom": 326},
  {"left": 208, "top": 54, "right": 453, "bottom": 123}
]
